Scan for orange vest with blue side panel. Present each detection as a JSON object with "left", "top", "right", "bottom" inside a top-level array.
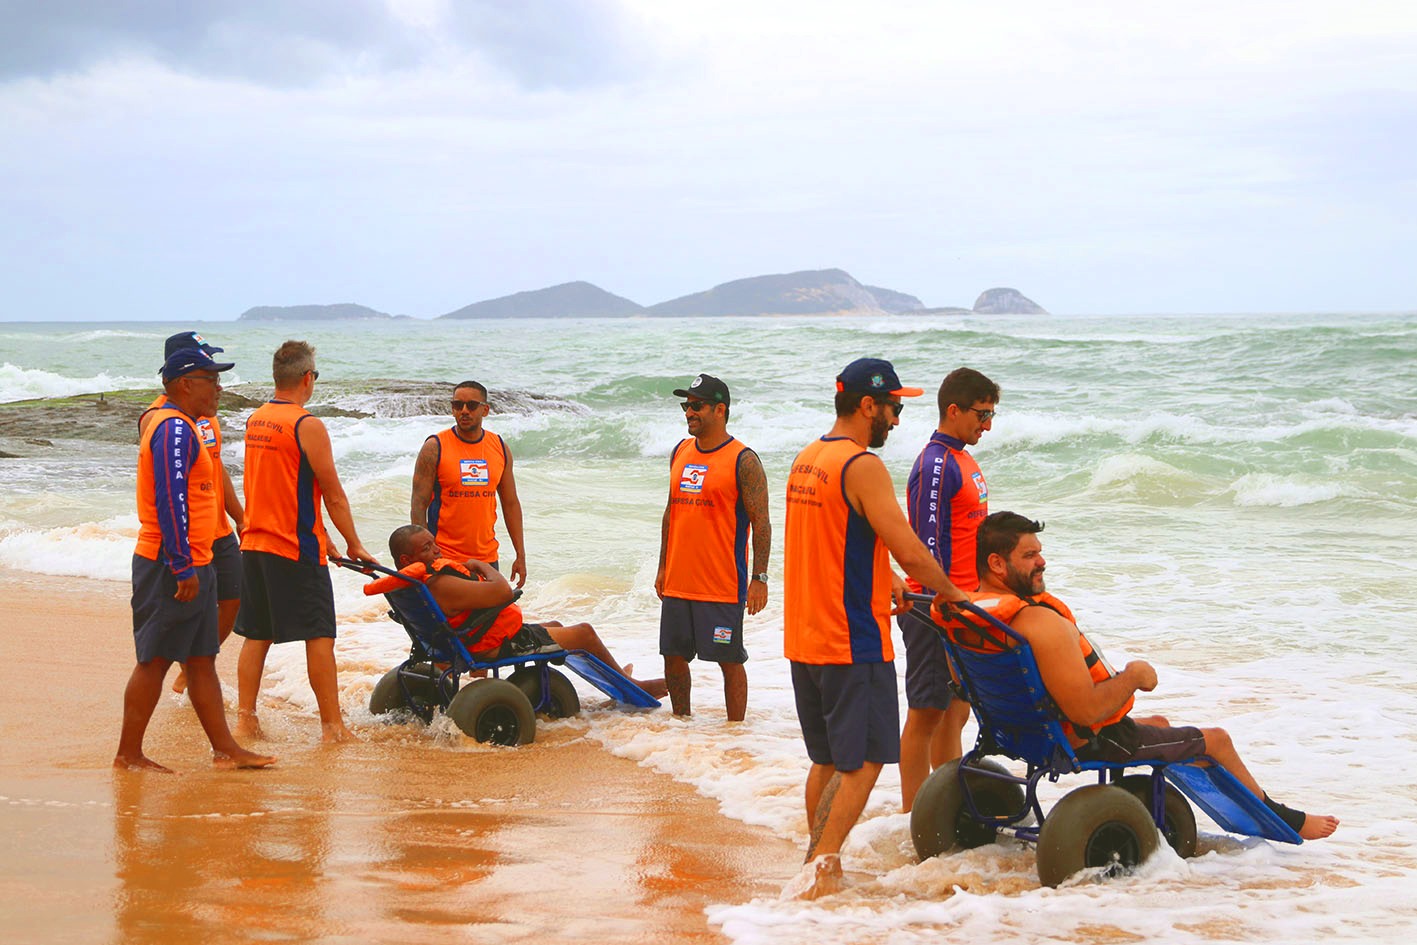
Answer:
[
  {"left": 662, "top": 436, "right": 752, "bottom": 604},
  {"left": 142, "top": 395, "right": 233, "bottom": 540},
  {"left": 135, "top": 406, "right": 219, "bottom": 575},
  {"left": 783, "top": 436, "right": 894, "bottom": 664},
  {"left": 426, "top": 428, "right": 506, "bottom": 563},
  {"left": 240, "top": 400, "right": 328, "bottom": 565}
]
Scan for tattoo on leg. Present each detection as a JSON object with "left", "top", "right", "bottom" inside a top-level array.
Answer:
[
  {"left": 667, "top": 668, "right": 692, "bottom": 716},
  {"left": 805, "top": 772, "right": 842, "bottom": 860}
]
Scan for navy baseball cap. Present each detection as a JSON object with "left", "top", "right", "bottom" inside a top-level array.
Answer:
[
  {"left": 835, "top": 358, "right": 924, "bottom": 397},
  {"left": 164, "top": 330, "right": 224, "bottom": 358},
  {"left": 673, "top": 373, "right": 730, "bottom": 405},
  {"left": 161, "top": 347, "right": 235, "bottom": 382}
]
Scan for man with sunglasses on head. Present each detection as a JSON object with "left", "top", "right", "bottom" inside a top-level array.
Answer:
[
  {"left": 655, "top": 374, "right": 771, "bottom": 721},
  {"left": 899, "top": 367, "right": 1000, "bottom": 813},
  {"left": 781, "top": 357, "right": 969, "bottom": 900},
  {"left": 234, "top": 340, "right": 377, "bottom": 744},
  {"left": 411, "top": 381, "right": 527, "bottom": 589}
]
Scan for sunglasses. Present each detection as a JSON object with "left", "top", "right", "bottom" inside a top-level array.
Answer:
[
  {"left": 871, "top": 397, "right": 902, "bottom": 418},
  {"left": 305, "top": 369, "right": 320, "bottom": 381},
  {"left": 965, "top": 406, "right": 996, "bottom": 422},
  {"left": 452, "top": 399, "right": 487, "bottom": 412},
  {"left": 680, "top": 401, "right": 712, "bottom": 412}
]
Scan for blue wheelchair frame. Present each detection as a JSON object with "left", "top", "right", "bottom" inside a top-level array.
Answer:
[
  {"left": 333, "top": 556, "right": 660, "bottom": 723},
  {"left": 907, "top": 594, "right": 1300, "bottom": 864}
]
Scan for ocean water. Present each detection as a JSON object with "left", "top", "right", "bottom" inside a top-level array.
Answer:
[{"left": 2, "top": 312, "right": 1415, "bottom": 943}]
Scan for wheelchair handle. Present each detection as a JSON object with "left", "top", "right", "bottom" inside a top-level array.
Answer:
[
  {"left": 330, "top": 555, "right": 419, "bottom": 585},
  {"left": 904, "top": 591, "right": 997, "bottom": 623}
]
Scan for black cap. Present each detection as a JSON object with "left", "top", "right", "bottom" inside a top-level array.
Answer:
[
  {"left": 673, "top": 373, "right": 730, "bottom": 405},
  {"left": 835, "top": 358, "right": 923, "bottom": 397},
  {"left": 164, "top": 331, "right": 224, "bottom": 358}
]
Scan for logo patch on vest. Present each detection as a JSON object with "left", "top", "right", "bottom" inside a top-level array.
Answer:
[
  {"left": 680, "top": 463, "right": 708, "bottom": 494},
  {"left": 460, "top": 458, "right": 489, "bottom": 487},
  {"left": 971, "top": 471, "right": 988, "bottom": 501},
  {"left": 712, "top": 625, "right": 734, "bottom": 644},
  {"left": 196, "top": 418, "right": 218, "bottom": 450}
]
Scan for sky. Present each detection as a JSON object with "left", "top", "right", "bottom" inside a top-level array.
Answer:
[{"left": 2, "top": 0, "right": 1414, "bottom": 320}]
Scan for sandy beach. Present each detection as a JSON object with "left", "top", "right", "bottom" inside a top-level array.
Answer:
[{"left": 0, "top": 569, "right": 802, "bottom": 945}]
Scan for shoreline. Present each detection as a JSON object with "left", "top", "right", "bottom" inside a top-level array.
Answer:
[{"left": 0, "top": 568, "right": 800, "bottom": 944}]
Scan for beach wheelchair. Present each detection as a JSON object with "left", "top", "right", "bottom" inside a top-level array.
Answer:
[
  {"left": 904, "top": 594, "right": 1301, "bottom": 887},
  {"left": 333, "top": 557, "right": 660, "bottom": 746}
]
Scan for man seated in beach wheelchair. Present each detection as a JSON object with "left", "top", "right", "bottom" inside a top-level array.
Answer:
[
  {"left": 338, "top": 525, "right": 666, "bottom": 746},
  {"left": 907, "top": 511, "right": 1339, "bottom": 888}
]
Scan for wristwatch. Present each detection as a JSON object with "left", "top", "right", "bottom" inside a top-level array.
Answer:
[{"left": 751, "top": 572, "right": 769, "bottom": 583}]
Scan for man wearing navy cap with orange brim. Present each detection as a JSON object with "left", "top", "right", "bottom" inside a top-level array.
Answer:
[
  {"left": 780, "top": 357, "right": 968, "bottom": 899},
  {"left": 116, "top": 347, "right": 275, "bottom": 772},
  {"left": 138, "top": 331, "right": 245, "bottom": 694}
]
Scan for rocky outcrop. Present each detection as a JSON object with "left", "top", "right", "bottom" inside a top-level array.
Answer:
[
  {"left": 863, "top": 285, "right": 925, "bottom": 313},
  {"left": 972, "top": 288, "right": 1048, "bottom": 315},
  {"left": 649, "top": 268, "right": 889, "bottom": 316},
  {"left": 440, "top": 281, "right": 644, "bottom": 319},
  {"left": 238, "top": 303, "right": 396, "bottom": 321}
]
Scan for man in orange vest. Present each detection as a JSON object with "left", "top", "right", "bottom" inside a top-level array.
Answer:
[
  {"left": 969, "top": 511, "right": 1338, "bottom": 841},
  {"left": 116, "top": 347, "right": 275, "bottom": 772},
  {"left": 781, "top": 358, "right": 968, "bottom": 899},
  {"left": 234, "top": 341, "right": 378, "bottom": 744},
  {"left": 411, "top": 380, "right": 527, "bottom": 587},
  {"left": 138, "top": 331, "right": 245, "bottom": 695},
  {"left": 655, "top": 374, "right": 771, "bottom": 721}
]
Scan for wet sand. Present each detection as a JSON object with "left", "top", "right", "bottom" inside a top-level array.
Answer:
[{"left": 0, "top": 570, "right": 801, "bottom": 944}]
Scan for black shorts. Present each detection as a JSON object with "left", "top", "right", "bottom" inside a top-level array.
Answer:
[
  {"left": 474, "top": 622, "right": 558, "bottom": 660},
  {"left": 210, "top": 531, "right": 242, "bottom": 602},
  {"left": 790, "top": 661, "right": 900, "bottom": 771},
  {"left": 899, "top": 601, "right": 955, "bottom": 710},
  {"left": 234, "top": 550, "right": 336, "bottom": 643},
  {"left": 1076, "top": 717, "right": 1207, "bottom": 765},
  {"left": 131, "top": 555, "right": 219, "bottom": 664},
  {"left": 659, "top": 596, "right": 747, "bottom": 663}
]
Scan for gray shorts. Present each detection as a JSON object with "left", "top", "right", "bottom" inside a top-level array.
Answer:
[
  {"left": 1076, "top": 718, "right": 1207, "bottom": 765},
  {"left": 659, "top": 596, "right": 747, "bottom": 663},
  {"left": 211, "top": 531, "right": 242, "bottom": 602},
  {"left": 131, "top": 555, "right": 219, "bottom": 664},
  {"left": 790, "top": 661, "right": 900, "bottom": 771},
  {"left": 899, "top": 601, "right": 956, "bottom": 710}
]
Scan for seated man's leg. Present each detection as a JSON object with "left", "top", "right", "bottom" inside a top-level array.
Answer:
[
  {"left": 1197, "top": 726, "right": 1339, "bottom": 840},
  {"left": 537, "top": 621, "right": 668, "bottom": 698}
]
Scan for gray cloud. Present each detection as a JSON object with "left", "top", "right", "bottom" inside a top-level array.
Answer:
[{"left": 0, "top": 0, "right": 641, "bottom": 88}]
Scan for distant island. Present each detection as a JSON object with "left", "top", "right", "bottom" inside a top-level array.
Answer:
[{"left": 238, "top": 270, "right": 1047, "bottom": 320}]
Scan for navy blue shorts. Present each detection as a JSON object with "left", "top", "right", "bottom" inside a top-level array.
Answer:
[
  {"left": 130, "top": 555, "right": 219, "bottom": 664},
  {"left": 211, "top": 531, "right": 242, "bottom": 602},
  {"left": 235, "top": 550, "right": 336, "bottom": 643},
  {"left": 790, "top": 661, "right": 900, "bottom": 771},
  {"left": 899, "top": 601, "right": 956, "bottom": 710},
  {"left": 659, "top": 596, "right": 747, "bottom": 663},
  {"left": 1076, "top": 718, "right": 1207, "bottom": 765}
]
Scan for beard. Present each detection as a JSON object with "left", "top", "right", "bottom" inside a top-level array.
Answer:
[
  {"left": 868, "top": 411, "right": 892, "bottom": 449},
  {"left": 1004, "top": 562, "right": 1045, "bottom": 598}
]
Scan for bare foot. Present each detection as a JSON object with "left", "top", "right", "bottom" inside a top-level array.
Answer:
[
  {"left": 171, "top": 669, "right": 188, "bottom": 694},
  {"left": 780, "top": 854, "right": 843, "bottom": 901},
  {"left": 636, "top": 677, "right": 669, "bottom": 699},
  {"left": 232, "top": 710, "right": 263, "bottom": 740},
  {"left": 213, "top": 748, "right": 278, "bottom": 770},
  {"left": 113, "top": 754, "right": 176, "bottom": 774},
  {"left": 321, "top": 722, "right": 358, "bottom": 744},
  {"left": 1300, "top": 813, "right": 1340, "bottom": 840}
]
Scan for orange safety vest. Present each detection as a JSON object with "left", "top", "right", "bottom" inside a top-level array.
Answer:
[
  {"left": 135, "top": 406, "right": 219, "bottom": 568},
  {"left": 426, "top": 428, "right": 507, "bottom": 563},
  {"left": 783, "top": 436, "right": 893, "bottom": 664},
  {"left": 662, "top": 436, "right": 751, "bottom": 604},
  {"left": 142, "top": 395, "right": 233, "bottom": 540},
  {"left": 961, "top": 590, "right": 1133, "bottom": 740},
  {"left": 364, "top": 558, "right": 523, "bottom": 653},
  {"left": 241, "top": 400, "right": 328, "bottom": 565}
]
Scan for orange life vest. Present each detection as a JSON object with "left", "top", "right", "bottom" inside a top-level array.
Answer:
[
  {"left": 953, "top": 590, "right": 1133, "bottom": 740},
  {"left": 426, "top": 428, "right": 507, "bottom": 563},
  {"left": 783, "top": 436, "right": 893, "bottom": 664},
  {"left": 135, "top": 406, "right": 219, "bottom": 568},
  {"left": 241, "top": 400, "right": 328, "bottom": 565},
  {"left": 142, "top": 395, "right": 233, "bottom": 540},
  {"left": 364, "top": 558, "right": 523, "bottom": 653},
  {"left": 662, "top": 436, "right": 751, "bottom": 604}
]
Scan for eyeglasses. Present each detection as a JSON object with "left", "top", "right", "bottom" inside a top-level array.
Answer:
[
  {"left": 451, "top": 399, "right": 487, "bottom": 412},
  {"left": 965, "top": 406, "right": 996, "bottom": 422},
  {"left": 185, "top": 374, "right": 221, "bottom": 386},
  {"left": 306, "top": 369, "right": 320, "bottom": 381},
  {"left": 681, "top": 401, "right": 712, "bottom": 412}
]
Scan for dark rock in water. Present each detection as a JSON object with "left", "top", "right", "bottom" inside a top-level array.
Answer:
[
  {"left": 863, "top": 285, "right": 925, "bottom": 314},
  {"left": 440, "top": 281, "right": 644, "bottom": 319},
  {"left": 972, "top": 287, "right": 1048, "bottom": 315},
  {"left": 0, "top": 450, "right": 21, "bottom": 458},
  {"left": 26, "top": 438, "right": 53, "bottom": 447},
  {"left": 238, "top": 303, "right": 394, "bottom": 321}
]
